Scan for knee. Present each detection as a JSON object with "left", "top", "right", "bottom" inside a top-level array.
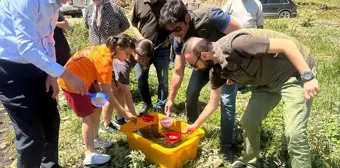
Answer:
[
  {"left": 16, "top": 131, "right": 44, "bottom": 154},
  {"left": 158, "top": 75, "right": 169, "bottom": 87},
  {"left": 285, "top": 128, "right": 308, "bottom": 143},
  {"left": 240, "top": 115, "right": 261, "bottom": 131}
]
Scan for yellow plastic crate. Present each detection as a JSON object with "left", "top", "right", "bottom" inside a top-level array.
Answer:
[{"left": 120, "top": 112, "right": 205, "bottom": 168}]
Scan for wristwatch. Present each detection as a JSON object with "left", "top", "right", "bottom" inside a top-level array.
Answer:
[{"left": 300, "top": 71, "right": 315, "bottom": 81}]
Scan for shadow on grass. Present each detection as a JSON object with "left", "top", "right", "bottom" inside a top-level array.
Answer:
[
  {"left": 172, "top": 101, "right": 208, "bottom": 116},
  {"left": 130, "top": 80, "right": 158, "bottom": 104}
]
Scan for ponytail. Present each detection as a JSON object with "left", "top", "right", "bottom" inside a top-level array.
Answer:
[{"left": 106, "top": 34, "right": 136, "bottom": 55}]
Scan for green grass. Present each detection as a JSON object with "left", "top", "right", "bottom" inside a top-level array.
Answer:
[
  {"left": 3, "top": 2, "right": 340, "bottom": 168},
  {"left": 294, "top": 0, "right": 340, "bottom": 6}
]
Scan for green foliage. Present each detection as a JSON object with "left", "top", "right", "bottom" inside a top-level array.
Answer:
[
  {"left": 64, "top": 20, "right": 89, "bottom": 55},
  {"left": 2, "top": 3, "right": 340, "bottom": 168}
]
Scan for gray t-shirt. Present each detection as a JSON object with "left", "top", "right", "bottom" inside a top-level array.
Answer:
[{"left": 113, "top": 59, "right": 136, "bottom": 85}]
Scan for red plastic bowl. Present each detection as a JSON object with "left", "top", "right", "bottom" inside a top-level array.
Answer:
[
  {"left": 165, "top": 132, "right": 181, "bottom": 143},
  {"left": 141, "top": 114, "right": 155, "bottom": 122}
]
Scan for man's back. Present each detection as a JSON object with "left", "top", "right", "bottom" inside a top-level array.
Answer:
[{"left": 222, "top": 0, "right": 264, "bottom": 28}]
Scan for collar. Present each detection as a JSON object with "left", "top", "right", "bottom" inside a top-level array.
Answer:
[{"left": 212, "top": 42, "right": 228, "bottom": 69}]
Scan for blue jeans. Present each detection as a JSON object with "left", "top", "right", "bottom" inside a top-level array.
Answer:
[
  {"left": 136, "top": 47, "right": 170, "bottom": 109},
  {"left": 185, "top": 69, "right": 238, "bottom": 146}
]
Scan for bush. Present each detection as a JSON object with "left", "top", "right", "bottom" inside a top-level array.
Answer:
[{"left": 65, "top": 20, "right": 89, "bottom": 55}]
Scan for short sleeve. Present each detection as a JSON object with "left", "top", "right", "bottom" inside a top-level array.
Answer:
[
  {"left": 209, "top": 68, "right": 226, "bottom": 90},
  {"left": 173, "top": 37, "right": 183, "bottom": 55},
  {"left": 96, "top": 63, "right": 112, "bottom": 84},
  {"left": 209, "top": 8, "right": 231, "bottom": 33},
  {"left": 113, "top": 60, "right": 131, "bottom": 85},
  {"left": 231, "top": 34, "right": 270, "bottom": 57},
  {"left": 94, "top": 50, "right": 113, "bottom": 84}
]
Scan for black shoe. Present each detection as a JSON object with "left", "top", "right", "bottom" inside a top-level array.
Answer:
[
  {"left": 138, "top": 103, "right": 152, "bottom": 114},
  {"left": 100, "top": 122, "right": 119, "bottom": 134},
  {"left": 116, "top": 117, "right": 127, "bottom": 125},
  {"left": 231, "top": 161, "right": 247, "bottom": 168},
  {"left": 221, "top": 145, "right": 234, "bottom": 163}
]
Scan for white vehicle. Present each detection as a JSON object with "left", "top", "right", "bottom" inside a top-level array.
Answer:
[{"left": 60, "top": 0, "right": 90, "bottom": 18}]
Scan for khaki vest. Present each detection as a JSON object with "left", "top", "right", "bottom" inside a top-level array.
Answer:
[{"left": 216, "top": 28, "right": 315, "bottom": 87}]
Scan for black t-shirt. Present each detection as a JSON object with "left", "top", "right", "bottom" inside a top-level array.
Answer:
[
  {"left": 54, "top": 12, "right": 71, "bottom": 66},
  {"left": 131, "top": 0, "right": 170, "bottom": 47}
]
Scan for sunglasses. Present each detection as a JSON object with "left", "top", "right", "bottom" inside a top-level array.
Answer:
[{"left": 189, "top": 54, "right": 201, "bottom": 69}]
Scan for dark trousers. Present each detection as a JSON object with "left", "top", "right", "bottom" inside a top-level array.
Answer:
[
  {"left": 0, "top": 59, "right": 60, "bottom": 168},
  {"left": 135, "top": 47, "right": 170, "bottom": 109}
]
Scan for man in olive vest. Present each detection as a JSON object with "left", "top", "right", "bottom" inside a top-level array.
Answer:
[
  {"left": 181, "top": 28, "right": 319, "bottom": 168},
  {"left": 159, "top": 0, "right": 242, "bottom": 161}
]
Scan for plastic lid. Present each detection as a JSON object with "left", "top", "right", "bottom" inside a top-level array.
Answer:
[{"left": 88, "top": 92, "right": 109, "bottom": 107}]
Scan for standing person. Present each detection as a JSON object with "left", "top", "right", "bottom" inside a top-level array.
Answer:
[
  {"left": 84, "top": 0, "right": 131, "bottom": 131},
  {"left": 0, "top": 0, "right": 87, "bottom": 168},
  {"left": 58, "top": 34, "right": 138, "bottom": 166},
  {"left": 54, "top": 11, "right": 71, "bottom": 66},
  {"left": 159, "top": 0, "right": 242, "bottom": 161},
  {"left": 221, "top": 0, "right": 264, "bottom": 156},
  {"left": 131, "top": 0, "right": 172, "bottom": 113},
  {"left": 180, "top": 28, "right": 318, "bottom": 168},
  {"left": 222, "top": 0, "right": 264, "bottom": 29},
  {"left": 84, "top": 0, "right": 130, "bottom": 46}
]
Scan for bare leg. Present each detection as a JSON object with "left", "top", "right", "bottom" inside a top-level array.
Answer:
[
  {"left": 82, "top": 114, "right": 95, "bottom": 155},
  {"left": 92, "top": 108, "right": 102, "bottom": 138}
]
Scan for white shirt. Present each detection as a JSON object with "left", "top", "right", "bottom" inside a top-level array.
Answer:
[
  {"left": 0, "top": 0, "right": 65, "bottom": 77},
  {"left": 222, "top": 0, "right": 264, "bottom": 28}
]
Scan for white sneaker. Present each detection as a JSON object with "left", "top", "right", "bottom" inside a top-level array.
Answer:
[
  {"left": 94, "top": 137, "right": 113, "bottom": 149},
  {"left": 83, "top": 152, "right": 111, "bottom": 165}
]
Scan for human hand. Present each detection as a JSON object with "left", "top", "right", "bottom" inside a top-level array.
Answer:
[
  {"left": 303, "top": 79, "right": 320, "bottom": 101},
  {"left": 45, "top": 75, "right": 59, "bottom": 99},
  {"left": 60, "top": 70, "right": 87, "bottom": 95},
  {"left": 164, "top": 100, "right": 173, "bottom": 116}
]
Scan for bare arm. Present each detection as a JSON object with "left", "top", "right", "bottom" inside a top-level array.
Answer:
[
  {"left": 168, "top": 54, "right": 186, "bottom": 102},
  {"left": 56, "top": 20, "right": 69, "bottom": 29},
  {"left": 122, "top": 84, "right": 137, "bottom": 116},
  {"left": 192, "top": 87, "right": 221, "bottom": 128},
  {"left": 268, "top": 38, "right": 310, "bottom": 74},
  {"left": 268, "top": 38, "right": 319, "bottom": 100},
  {"left": 101, "top": 83, "right": 135, "bottom": 120}
]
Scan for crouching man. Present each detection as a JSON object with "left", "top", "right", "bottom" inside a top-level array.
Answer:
[{"left": 181, "top": 28, "right": 319, "bottom": 168}]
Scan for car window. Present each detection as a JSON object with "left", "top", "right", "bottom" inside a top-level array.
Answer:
[
  {"left": 268, "top": 0, "right": 288, "bottom": 3},
  {"left": 268, "top": 0, "right": 280, "bottom": 3}
]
